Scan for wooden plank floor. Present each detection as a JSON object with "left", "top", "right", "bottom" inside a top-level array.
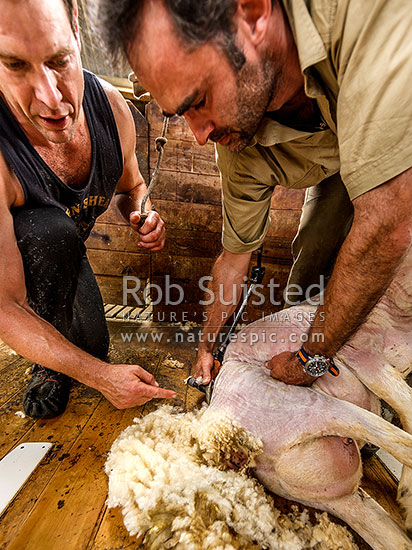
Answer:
[{"left": 0, "top": 321, "right": 404, "bottom": 550}]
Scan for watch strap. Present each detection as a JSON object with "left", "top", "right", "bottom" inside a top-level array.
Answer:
[
  {"left": 328, "top": 362, "right": 340, "bottom": 377},
  {"left": 296, "top": 346, "right": 310, "bottom": 366}
]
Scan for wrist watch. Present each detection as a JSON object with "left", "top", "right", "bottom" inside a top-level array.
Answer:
[{"left": 296, "top": 346, "right": 340, "bottom": 377}]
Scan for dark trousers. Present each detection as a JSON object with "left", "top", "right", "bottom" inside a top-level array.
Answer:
[
  {"left": 286, "top": 172, "right": 354, "bottom": 304},
  {"left": 13, "top": 207, "right": 109, "bottom": 365}
]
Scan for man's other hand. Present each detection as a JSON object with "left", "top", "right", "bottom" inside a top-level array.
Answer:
[
  {"left": 130, "top": 210, "right": 166, "bottom": 251},
  {"left": 100, "top": 363, "right": 177, "bottom": 409},
  {"left": 194, "top": 351, "right": 215, "bottom": 385},
  {"left": 265, "top": 351, "right": 315, "bottom": 386}
]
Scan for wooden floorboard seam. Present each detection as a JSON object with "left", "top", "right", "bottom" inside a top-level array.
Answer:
[
  {"left": 0, "top": 386, "right": 28, "bottom": 411},
  {"left": 0, "top": 354, "right": 24, "bottom": 375},
  {"left": 85, "top": 503, "right": 109, "bottom": 550}
]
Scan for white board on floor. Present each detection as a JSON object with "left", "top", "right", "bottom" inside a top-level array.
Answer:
[{"left": 0, "top": 442, "right": 53, "bottom": 515}]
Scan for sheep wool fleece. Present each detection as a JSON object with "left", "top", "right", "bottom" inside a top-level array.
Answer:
[{"left": 105, "top": 405, "right": 357, "bottom": 550}]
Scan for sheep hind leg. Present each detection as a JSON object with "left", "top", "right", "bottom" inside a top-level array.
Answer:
[
  {"left": 343, "top": 361, "right": 412, "bottom": 534},
  {"left": 309, "top": 488, "right": 412, "bottom": 550},
  {"left": 304, "top": 392, "right": 412, "bottom": 469},
  {"left": 399, "top": 470, "right": 412, "bottom": 538}
]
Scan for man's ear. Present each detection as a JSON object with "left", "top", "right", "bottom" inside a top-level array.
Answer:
[{"left": 235, "top": 0, "right": 272, "bottom": 46}]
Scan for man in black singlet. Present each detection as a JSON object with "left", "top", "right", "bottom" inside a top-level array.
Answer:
[{"left": 0, "top": 0, "right": 177, "bottom": 418}]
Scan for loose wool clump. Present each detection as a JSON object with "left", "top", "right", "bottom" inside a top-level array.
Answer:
[{"left": 106, "top": 405, "right": 358, "bottom": 550}]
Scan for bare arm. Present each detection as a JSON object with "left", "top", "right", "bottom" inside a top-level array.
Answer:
[
  {"left": 0, "top": 160, "right": 175, "bottom": 407},
  {"left": 306, "top": 168, "right": 412, "bottom": 355},
  {"left": 196, "top": 248, "right": 251, "bottom": 383},
  {"left": 268, "top": 168, "right": 412, "bottom": 384},
  {"left": 101, "top": 80, "right": 165, "bottom": 251}
]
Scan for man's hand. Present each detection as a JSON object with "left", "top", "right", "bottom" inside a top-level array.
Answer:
[
  {"left": 195, "top": 249, "right": 252, "bottom": 385},
  {"left": 99, "top": 363, "right": 177, "bottom": 409},
  {"left": 129, "top": 210, "right": 166, "bottom": 251},
  {"left": 194, "top": 351, "right": 215, "bottom": 385},
  {"left": 265, "top": 351, "right": 315, "bottom": 386}
]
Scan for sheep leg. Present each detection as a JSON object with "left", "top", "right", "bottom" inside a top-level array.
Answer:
[
  {"left": 400, "top": 475, "right": 412, "bottom": 539},
  {"left": 341, "top": 359, "right": 412, "bottom": 532},
  {"left": 294, "top": 488, "right": 412, "bottom": 550},
  {"left": 287, "top": 395, "right": 412, "bottom": 469},
  {"left": 341, "top": 361, "right": 412, "bottom": 433},
  {"left": 212, "top": 363, "right": 412, "bottom": 468}
]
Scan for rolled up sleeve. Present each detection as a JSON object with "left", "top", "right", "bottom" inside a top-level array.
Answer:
[{"left": 216, "top": 144, "right": 275, "bottom": 254}]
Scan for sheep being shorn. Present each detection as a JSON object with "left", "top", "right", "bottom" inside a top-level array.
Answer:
[
  {"left": 106, "top": 246, "right": 412, "bottom": 550},
  {"left": 218, "top": 241, "right": 412, "bottom": 547},
  {"left": 106, "top": 405, "right": 360, "bottom": 550}
]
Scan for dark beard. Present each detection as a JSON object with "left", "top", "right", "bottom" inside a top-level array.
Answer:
[{"left": 211, "top": 56, "right": 281, "bottom": 153}]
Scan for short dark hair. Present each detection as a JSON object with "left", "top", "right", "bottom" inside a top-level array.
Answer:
[
  {"left": 62, "top": 0, "right": 77, "bottom": 35},
  {"left": 93, "top": 0, "right": 248, "bottom": 71}
]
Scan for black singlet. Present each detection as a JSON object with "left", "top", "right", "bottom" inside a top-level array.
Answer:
[{"left": 0, "top": 70, "right": 124, "bottom": 240}]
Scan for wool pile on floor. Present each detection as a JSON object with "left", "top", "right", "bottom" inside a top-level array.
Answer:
[{"left": 106, "top": 405, "right": 358, "bottom": 550}]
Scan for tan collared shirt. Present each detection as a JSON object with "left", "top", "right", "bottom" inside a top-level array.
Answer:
[{"left": 218, "top": 0, "right": 412, "bottom": 253}]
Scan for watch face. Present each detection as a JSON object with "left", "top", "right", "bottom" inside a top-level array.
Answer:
[{"left": 304, "top": 357, "right": 329, "bottom": 377}]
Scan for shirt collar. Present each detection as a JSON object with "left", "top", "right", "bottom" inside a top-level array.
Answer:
[
  {"left": 250, "top": 118, "right": 313, "bottom": 147},
  {"left": 282, "top": 0, "right": 327, "bottom": 75}
]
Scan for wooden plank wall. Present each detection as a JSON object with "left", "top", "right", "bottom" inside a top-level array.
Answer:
[{"left": 87, "top": 102, "right": 305, "bottom": 322}]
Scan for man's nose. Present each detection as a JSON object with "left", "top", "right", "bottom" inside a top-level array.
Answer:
[
  {"left": 32, "top": 68, "right": 63, "bottom": 110},
  {"left": 184, "top": 114, "right": 214, "bottom": 146}
]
